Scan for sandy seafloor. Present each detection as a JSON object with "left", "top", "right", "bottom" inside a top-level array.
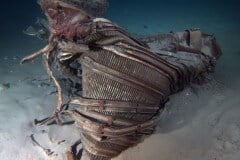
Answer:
[{"left": 0, "top": 0, "right": 240, "bottom": 160}]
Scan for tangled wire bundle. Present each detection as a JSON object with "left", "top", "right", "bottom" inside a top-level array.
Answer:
[{"left": 21, "top": 0, "right": 222, "bottom": 159}]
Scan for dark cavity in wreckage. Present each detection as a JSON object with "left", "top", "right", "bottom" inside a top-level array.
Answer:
[{"left": 21, "top": 0, "right": 222, "bottom": 159}]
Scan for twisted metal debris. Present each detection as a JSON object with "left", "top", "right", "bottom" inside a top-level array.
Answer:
[{"left": 21, "top": 0, "right": 222, "bottom": 159}]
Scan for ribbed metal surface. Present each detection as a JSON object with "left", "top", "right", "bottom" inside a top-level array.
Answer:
[
  {"left": 82, "top": 68, "right": 159, "bottom": 104},
  {"left": 89, "top": 50, "right": 170, "bottom": 93}
]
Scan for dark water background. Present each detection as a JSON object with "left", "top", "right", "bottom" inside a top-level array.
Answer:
[{"left": 0, "top": 0, "right": 240, "bottom": 86}]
